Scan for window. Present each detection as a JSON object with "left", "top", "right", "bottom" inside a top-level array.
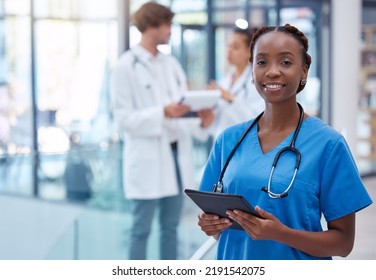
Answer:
[{"left": 0, "top": 0, "right": 119, "bottom": 200}]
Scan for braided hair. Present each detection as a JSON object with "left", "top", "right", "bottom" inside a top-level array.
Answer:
[{"left": 249, "top": 24, "right": 312, "bottom": 93}]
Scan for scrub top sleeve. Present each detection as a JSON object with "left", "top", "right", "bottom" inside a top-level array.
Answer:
[
  {"left": 320, "top": 137, "right": 373, "bottom": 222},
  {"left": 199, "top": 134, "right": 224, "bottom": 192}
]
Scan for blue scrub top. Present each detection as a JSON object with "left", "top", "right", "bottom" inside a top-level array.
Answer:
[{"left": 199, "top": 116, "right": 373, "bottom": 260}]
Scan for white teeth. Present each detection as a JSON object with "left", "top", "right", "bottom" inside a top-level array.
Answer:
[{"left": 265, "top": 84, "right": 282, "bottom": 89}]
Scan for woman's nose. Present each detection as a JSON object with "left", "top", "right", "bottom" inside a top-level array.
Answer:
[{"left": 266, "top": 64, "right": 281, "bottom": 77}]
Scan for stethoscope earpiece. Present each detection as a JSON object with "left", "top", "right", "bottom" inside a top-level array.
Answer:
[{"left": 280, "top": 192, "right": 288, "bottom": 198}]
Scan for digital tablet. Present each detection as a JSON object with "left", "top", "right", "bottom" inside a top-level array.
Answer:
[
  {"left": 179, "top": 90, "right": 220, "bottom": 112},
  {"left": 184, "top": 189, "right": 262, "bottom": 230}
]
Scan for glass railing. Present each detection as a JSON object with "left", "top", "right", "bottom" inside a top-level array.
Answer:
[
  {"left": 1, "top": 142, "right": 124, "bottom": 203},
  {"left": 0, "top": 140, "right": 216, "bottom": 259},
  {"left": 45, "top": 196, "right": 216, "bottom": 260}
]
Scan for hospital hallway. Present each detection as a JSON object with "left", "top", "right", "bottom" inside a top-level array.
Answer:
[{"left": 338, "top": 176, "right": 376, "bottom": 259}]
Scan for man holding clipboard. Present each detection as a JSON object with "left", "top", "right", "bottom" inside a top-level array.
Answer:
[{"left": 110, "top": 2, "right": 214, "bottom": 260}]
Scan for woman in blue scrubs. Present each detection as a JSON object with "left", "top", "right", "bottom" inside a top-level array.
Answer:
[{"left": 197, "top": 24, "right": 373, "bottom": 260}]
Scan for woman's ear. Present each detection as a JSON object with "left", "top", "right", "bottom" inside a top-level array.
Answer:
[{"left": 302, "top": 64, "right": 309, "bottom": 80}]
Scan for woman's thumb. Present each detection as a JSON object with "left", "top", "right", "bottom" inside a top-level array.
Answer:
[{"left": 255, "top": 206, "right": 271, "bottom": 219}]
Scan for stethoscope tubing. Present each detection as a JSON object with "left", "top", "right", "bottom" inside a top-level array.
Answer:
[{"left": 213, "top": 103, "right": 304, "bottom": 199}]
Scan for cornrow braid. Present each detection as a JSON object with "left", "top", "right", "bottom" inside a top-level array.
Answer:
[{"left": 249, "top": 24, "right": 312, "bottom": 93}]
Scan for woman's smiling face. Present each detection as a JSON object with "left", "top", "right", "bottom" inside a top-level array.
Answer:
[{"left": 252, "top": 31, "right": 308, "bottom": 104}]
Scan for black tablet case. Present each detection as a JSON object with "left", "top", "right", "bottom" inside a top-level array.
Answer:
[{"left": 185, "top": 189, "right": 261, "bottom": 230}]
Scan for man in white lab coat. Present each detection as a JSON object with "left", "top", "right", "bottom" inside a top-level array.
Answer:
[{"left": 110, "top": 2, "right": 213, "bottom": 260}]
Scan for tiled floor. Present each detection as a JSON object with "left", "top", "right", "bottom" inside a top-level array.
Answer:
[{"left": 337, "top": 176, "right": 376, "bottom": 260}]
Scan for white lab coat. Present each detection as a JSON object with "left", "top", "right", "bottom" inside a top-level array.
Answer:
[
  {"left": 110, "top": 45, "right": 208, "bottom": 199},
  {"left": 210, "top": 64, "right": 265, "bottom": 139}
]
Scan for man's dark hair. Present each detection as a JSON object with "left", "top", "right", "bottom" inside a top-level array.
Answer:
[{"left": 132, "top": 2, "right": 175, "bottom": 33}]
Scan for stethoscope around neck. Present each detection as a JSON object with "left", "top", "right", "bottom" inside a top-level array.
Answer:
[{"left": 212, "top": 102, "right": 304, "bottom": 199}]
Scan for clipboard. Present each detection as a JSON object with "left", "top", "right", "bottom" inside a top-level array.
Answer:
[
  {"left": 178, "top": 90, "right": 220, "bottom": 112},
  {"left": 184, "top": 189, "right": 261, "bottom": 230}
]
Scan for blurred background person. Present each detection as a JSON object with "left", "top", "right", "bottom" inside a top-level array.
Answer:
[
  {"left": 63, "top": 132, "right": 93, "bottom": 202},
  {"left": 207, "top": 27, "right": 264, "bottom": 139},
  {"left": 110, "top": 2, "right": 213, "bottom": 260}
]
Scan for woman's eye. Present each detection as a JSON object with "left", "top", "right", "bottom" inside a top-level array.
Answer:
[
  {"left": 281, "top": 60, "right": 292, "bottom": 65},
  {"left": 256, "top": 60, "right": 266, "bottom": 65}
]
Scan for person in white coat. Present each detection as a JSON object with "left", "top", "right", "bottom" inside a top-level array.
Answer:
[
  {"left": 207, "top": 27, "right": 265, "bottom": 139},
  {"left": 110, "top": 2, "right": 213, "bottom": 260}
]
